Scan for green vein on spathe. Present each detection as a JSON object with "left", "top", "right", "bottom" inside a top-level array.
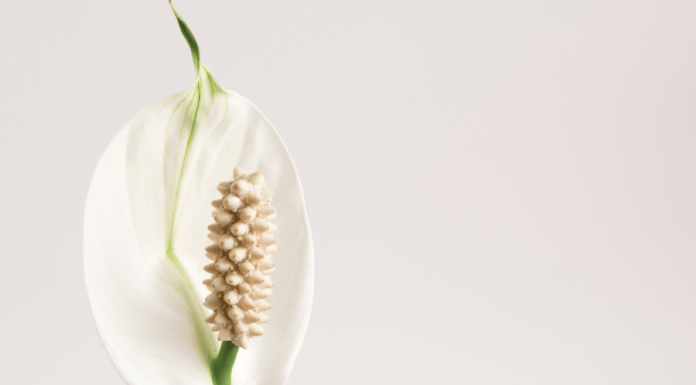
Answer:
[
  {"left": 166, "top": 1, "right": 206, "bottom": 247},
  {"left": 167, "top": 248, "right": 217, "bottom": 363},
  {"left": 164, "top": 76, "right": 217, "bottom": 367},
  {"left": 163, "top": 3, "right": 219, "bottom": 367},
  {"left": 205, "top": 67, "right": 225, "bottom": 98},
  {"left": 167, "top": 80, "right": 202, "bottom": 248}
]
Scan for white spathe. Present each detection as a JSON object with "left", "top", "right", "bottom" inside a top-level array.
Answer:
[{"left": 84, "top": 70, "right": 314, "bottom": 385}]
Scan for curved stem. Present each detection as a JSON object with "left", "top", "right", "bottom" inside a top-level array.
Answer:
[{"left": 210, "top": 341, "right": 240, "bottom": 385}]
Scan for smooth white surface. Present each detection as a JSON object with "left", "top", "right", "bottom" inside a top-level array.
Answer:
[
  {"left": 1, "top": 1, "right": 695, "bottom": 384},
  {"left": 84, "top": 81, "right": 313, "bottom": 385}
]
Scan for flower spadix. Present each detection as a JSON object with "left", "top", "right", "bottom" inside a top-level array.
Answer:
[
  {"left": 204, "top": 168, "right": 278, "bottom": 349},
  {"left": 83, "top": 5, "right": 313, "bottom": 385}
]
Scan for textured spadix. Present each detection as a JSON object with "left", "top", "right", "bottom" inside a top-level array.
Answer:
[
  {"left": 83, "top": 10, "right": 313, "bottom": 385},
  {"left": 204, "top": 168, "right": 278, "bottom": 349}
]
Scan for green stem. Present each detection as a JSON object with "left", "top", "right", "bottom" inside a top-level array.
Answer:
[{"left": 210, "top": 341, "right": 240, "bottom": 385}]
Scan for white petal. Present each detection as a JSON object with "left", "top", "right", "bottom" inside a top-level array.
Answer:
[{"left": 84, "top": 71, "right": 314, "bottom": 385}]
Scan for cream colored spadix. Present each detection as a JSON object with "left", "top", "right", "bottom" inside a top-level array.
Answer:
[
  {"left": 204, "top": 168, "right": 277, "bottom": 349},
  {"left": 83, "top": 8, "right": 314, "bottom": 385}
]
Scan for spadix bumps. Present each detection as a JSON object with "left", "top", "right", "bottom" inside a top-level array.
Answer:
[{"left": 203, "top": 167, "right": 278, "bottom": 349}]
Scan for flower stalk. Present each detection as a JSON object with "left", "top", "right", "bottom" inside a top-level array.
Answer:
[{"left": 210, "top": 341, "right": 240, "bottom": 385}]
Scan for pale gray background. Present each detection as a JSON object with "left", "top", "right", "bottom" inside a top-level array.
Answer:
[{"left": 1, "top": 0, "right": 694, "bottom": 384}]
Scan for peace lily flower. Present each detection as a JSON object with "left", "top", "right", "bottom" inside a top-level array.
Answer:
[{"left": 83, "top": 4, "right": 314, "bottom": 385}]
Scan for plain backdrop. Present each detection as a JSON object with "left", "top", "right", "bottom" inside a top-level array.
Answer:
[{"left": 1, "top": 0, "right": 695, "bottom": 384}]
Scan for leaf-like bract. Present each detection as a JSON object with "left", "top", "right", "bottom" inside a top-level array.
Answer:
[{"left": 84, "top": 65, "right": 313, "bottom": 385}]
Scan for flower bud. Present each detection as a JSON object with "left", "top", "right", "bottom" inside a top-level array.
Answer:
[
  {"left": 230, "top": 221, "right": 248, "bottom": 236},
  {"left": 239, "top": 207, "right": 257, "bottom": 223},
  {"left": 248, "top": 172, "right": 264, "bottom": 185},
  {"left": 212, "top": 210, "right": 232, "bottom": 227},
  {"left": 231, "top": 180, "right": 250, "bottom": 196},
  {"left": 229, "top": 247, "right": 246, "bottom": 263},
  {"left": 223, "top": 195, "right": 243, "bottom": 212}
]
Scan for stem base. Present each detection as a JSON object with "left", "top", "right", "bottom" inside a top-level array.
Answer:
[{"left": 210, "top": 341, "right": 239, "bottom": 385}]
